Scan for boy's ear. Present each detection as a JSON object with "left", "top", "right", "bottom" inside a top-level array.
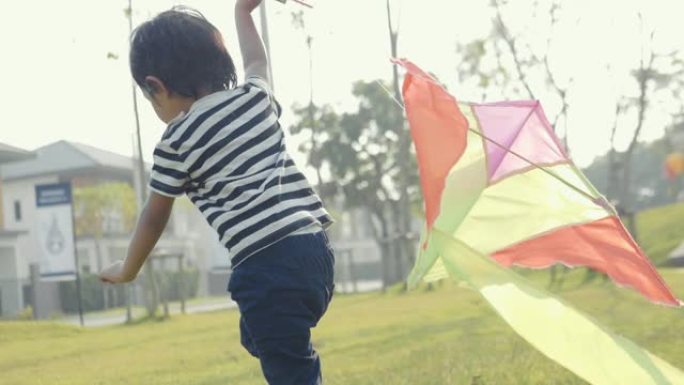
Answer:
[{"left": 143, "top": 76, "right": 167, "bottom": 97}]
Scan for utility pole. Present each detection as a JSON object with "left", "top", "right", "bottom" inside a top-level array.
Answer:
[{"left": 127, "top": 0, "right": 159, "bottom": 320}]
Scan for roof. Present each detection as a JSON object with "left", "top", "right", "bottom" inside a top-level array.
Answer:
[
  {"left": 1, "top": 141, "right": 149, "bottom": 181},
  {"left": 0, "top": 143, "right": 33, "bottom": 164}
]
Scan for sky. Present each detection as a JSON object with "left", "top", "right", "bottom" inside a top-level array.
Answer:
[{"left": 1, "top": 0, "right": 683, "bottom": 175}]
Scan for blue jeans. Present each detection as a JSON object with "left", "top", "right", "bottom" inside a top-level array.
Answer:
[{"left": 228, "top": 231, "right": 335, "bottom": 385}]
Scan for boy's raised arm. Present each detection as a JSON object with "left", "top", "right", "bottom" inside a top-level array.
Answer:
[{"left": 235, "top": 0, "right": 269, "bottom": 83}]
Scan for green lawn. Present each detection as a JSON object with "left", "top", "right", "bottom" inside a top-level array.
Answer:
[
  {"left": 1, "top": 203, "right": 683, "bottom": 385},
  {"left": 1, "top": 268, "right": 682, "bottom": 385},
  {"left": 637, "top": 202, "right": 684, "bottom": 264}
]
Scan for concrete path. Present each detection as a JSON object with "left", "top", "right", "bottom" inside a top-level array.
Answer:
[{"left": 60, "top": 298, "right": 236, "bottom": 327}]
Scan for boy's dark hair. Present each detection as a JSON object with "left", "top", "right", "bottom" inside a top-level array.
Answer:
[{"left": 130, "top": 6, "right": 237, "bottom": 98}]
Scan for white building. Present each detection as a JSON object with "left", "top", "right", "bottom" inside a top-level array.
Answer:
[
  {"left": 0, "top": 143, "right": 34, "bottom": 317},
  {"left": 0, "top": 141, "right": 228, "bottom": 318}
]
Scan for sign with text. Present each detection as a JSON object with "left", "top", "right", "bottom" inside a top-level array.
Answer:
[{"left": 35, "top": 183, "right": 76, "bottom": 281}]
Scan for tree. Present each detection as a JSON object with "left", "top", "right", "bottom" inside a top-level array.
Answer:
[
  {"left": 74, "top": 183, "right": 137, "bottom": 238},
  {"left": 290, "top": 1, "right": 420, "bottom": 288},
  {"left": 457, "top": 0, "right": 573, "bottom": 139},
  {"left": 617, "top": 27, "right": 684, "bottom": 217},
  {"left": 74, "top": 182, "right": 136, "bottom": 309},
  {"left": 585, "top": 139, "right": 678, "bottom": 210},
  {"left": 291, "top": 80, "right": 420, "bottom": 288},
  {"left": 606, "top": 99, "right": 626, "bottom": 200},
  {"left": 456, "top": 0, "right": 575, "bottom": 287},
  {"left": 291, "top": 11, "right": 324, "bottom": 188}
]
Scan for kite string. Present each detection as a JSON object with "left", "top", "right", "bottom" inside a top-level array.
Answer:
[{"left": 374, "top": 78, "right": 604, "bottom": 206}]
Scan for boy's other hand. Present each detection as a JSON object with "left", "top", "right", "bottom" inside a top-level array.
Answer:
[
  {"left": 99, "top": 261, "right": 134, "bottom": 284},
  {"left": 236, "top": 0, "right": 264, "bottom": 13}
]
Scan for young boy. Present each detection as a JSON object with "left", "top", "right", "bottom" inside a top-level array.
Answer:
[{"left": 99, "top": 1, "right": 335, "bottom": 384}]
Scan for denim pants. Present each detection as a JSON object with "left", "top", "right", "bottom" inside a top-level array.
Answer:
[{"left": 228, "top": 231, "right": 335, "bottom": 385}]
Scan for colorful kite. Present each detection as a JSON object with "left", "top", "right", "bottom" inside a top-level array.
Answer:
[{"left": 394, "top": 58, "right": 684, "bottom": 384}]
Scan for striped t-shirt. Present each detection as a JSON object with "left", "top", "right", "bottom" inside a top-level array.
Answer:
[{"left": 148, "top": 77, "right": 333, "bottom": 267}]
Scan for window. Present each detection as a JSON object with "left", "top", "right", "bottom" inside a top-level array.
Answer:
[{"left": 13, "top": 201, "right": 21, "bottom": 222}]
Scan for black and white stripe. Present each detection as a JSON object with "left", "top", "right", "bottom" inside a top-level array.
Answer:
[{"left": 149, "top": 77, "right": 332, "bottom": 267}]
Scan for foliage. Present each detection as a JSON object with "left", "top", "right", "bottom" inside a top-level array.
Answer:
[
  {"left": 59, "top": 274, "right": 127, "bottom": 313},
  {"left": 58, "top": 270, "right": 200, "bottom": 314},
  {"left": 584, "top": 138, "right": 677, "bottom": 210},
  {"left": 156, "top": 269, "right": 200, "bottom": 302},
  {"left": 290, "top": 81, "right": 421, "bottom": 285},
  {"left": 73, "top": 182, "right": 137, "bottom": 237}
]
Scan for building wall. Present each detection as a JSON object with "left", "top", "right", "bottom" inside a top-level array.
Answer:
[
  {"left": 1, "top": 173, "right": 237, "bottom": 310},
  {"left": 0, "top": 176, "right": 128, "bottom": 317},
  {"left": 1, "top": 176, "right": 56, "bottom": 281},
  {"left": 170, "top": 197, "right": 230, "bottom": 296},
  {"left": 0, "top": 233, "right": 31, "bottom": 317},
  {"left": 0, "top": 181, "right": 4, "bottom": 229},
  {"left": 0, "top": 242, "right": 20, "bottom": 317},
  {"left": 1, "top": 176, "right": 58, "bottom": 233}
]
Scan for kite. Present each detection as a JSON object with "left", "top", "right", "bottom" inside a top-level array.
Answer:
[
  {"left": 665, "top": 153, "right": 684, "bottom": 181},
  {"left": 394, "top": 58, "right": 684, "bottom": 385}
]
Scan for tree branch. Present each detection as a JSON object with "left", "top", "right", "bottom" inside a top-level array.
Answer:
[{"left": 493, "top": 0, "right": 536, "bottom": 99}]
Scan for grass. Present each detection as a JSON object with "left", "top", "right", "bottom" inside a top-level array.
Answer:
[
  {"left": 1, "top": 203, "right": 682, "bottom": 384},
  {"left": 636, "top": 202, "right": 684, "bottom": 264},
  {"left": 1, "top": 269, "right": 682, "bottom": 385}
]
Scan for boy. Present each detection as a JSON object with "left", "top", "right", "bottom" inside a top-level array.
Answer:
[{"left": 99, "top": 1, "right": 335, "bottom": 384}]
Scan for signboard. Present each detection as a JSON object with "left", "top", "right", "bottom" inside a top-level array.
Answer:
[{"left": 35, "top": 183, "right": 76, "bottom": 281}]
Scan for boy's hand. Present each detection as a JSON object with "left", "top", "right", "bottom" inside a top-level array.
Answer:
[
  {"left": 99, "top": 192, "right": 173, "bottom": 285},
  {"left": 99, "top": 261, "right": 135, "bottom": 284},
  {"left": 236, "top": 0, "right": 264, "bottom": 13}
]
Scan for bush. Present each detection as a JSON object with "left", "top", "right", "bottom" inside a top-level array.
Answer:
[
  {"left": 156, "top": 269, "right": 200, "bottom": 301},
  {"left": 59, "top": 274, "right": 127, "bottom": 313},
  {"left": 16, "top": 306, "right": 33, "bottom": 320},
  {"left": 58, "top": 270, "right": 201, "bottom": 314}
]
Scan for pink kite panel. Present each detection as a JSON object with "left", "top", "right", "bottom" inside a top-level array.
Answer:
[{"left": 473, "top": 102, "right": 568, "bottom": 184}]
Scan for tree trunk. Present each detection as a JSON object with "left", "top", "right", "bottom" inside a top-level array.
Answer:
[
  {"left": 305, "top": 36, "right": 324, "bottom": 189},
  {"left": 619, "top": 56, "right": 654, "bottom": 216},
  {"left": 606, "top": 103, "right": 624, "bottom": 201},
  {"left": 492, "top": 0, "right": 535, "bottom": 100},
  {"left": 387, "top": 0, "right": 414, "bottom": 283},
  {"left": 389, "top": 201, "right": 405, "bottom": 285},
  {"left": 128, "top": 0, "right": 158, "bottom": 318},
  {"left": 370, "top": 205, "right": 394, "bottom": 290},
  {"left": 94, "top": 237, "right": 109, "bottom": 310},
  {"left": 144, "top": 261, "right": 160, "bottom": 317}
]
